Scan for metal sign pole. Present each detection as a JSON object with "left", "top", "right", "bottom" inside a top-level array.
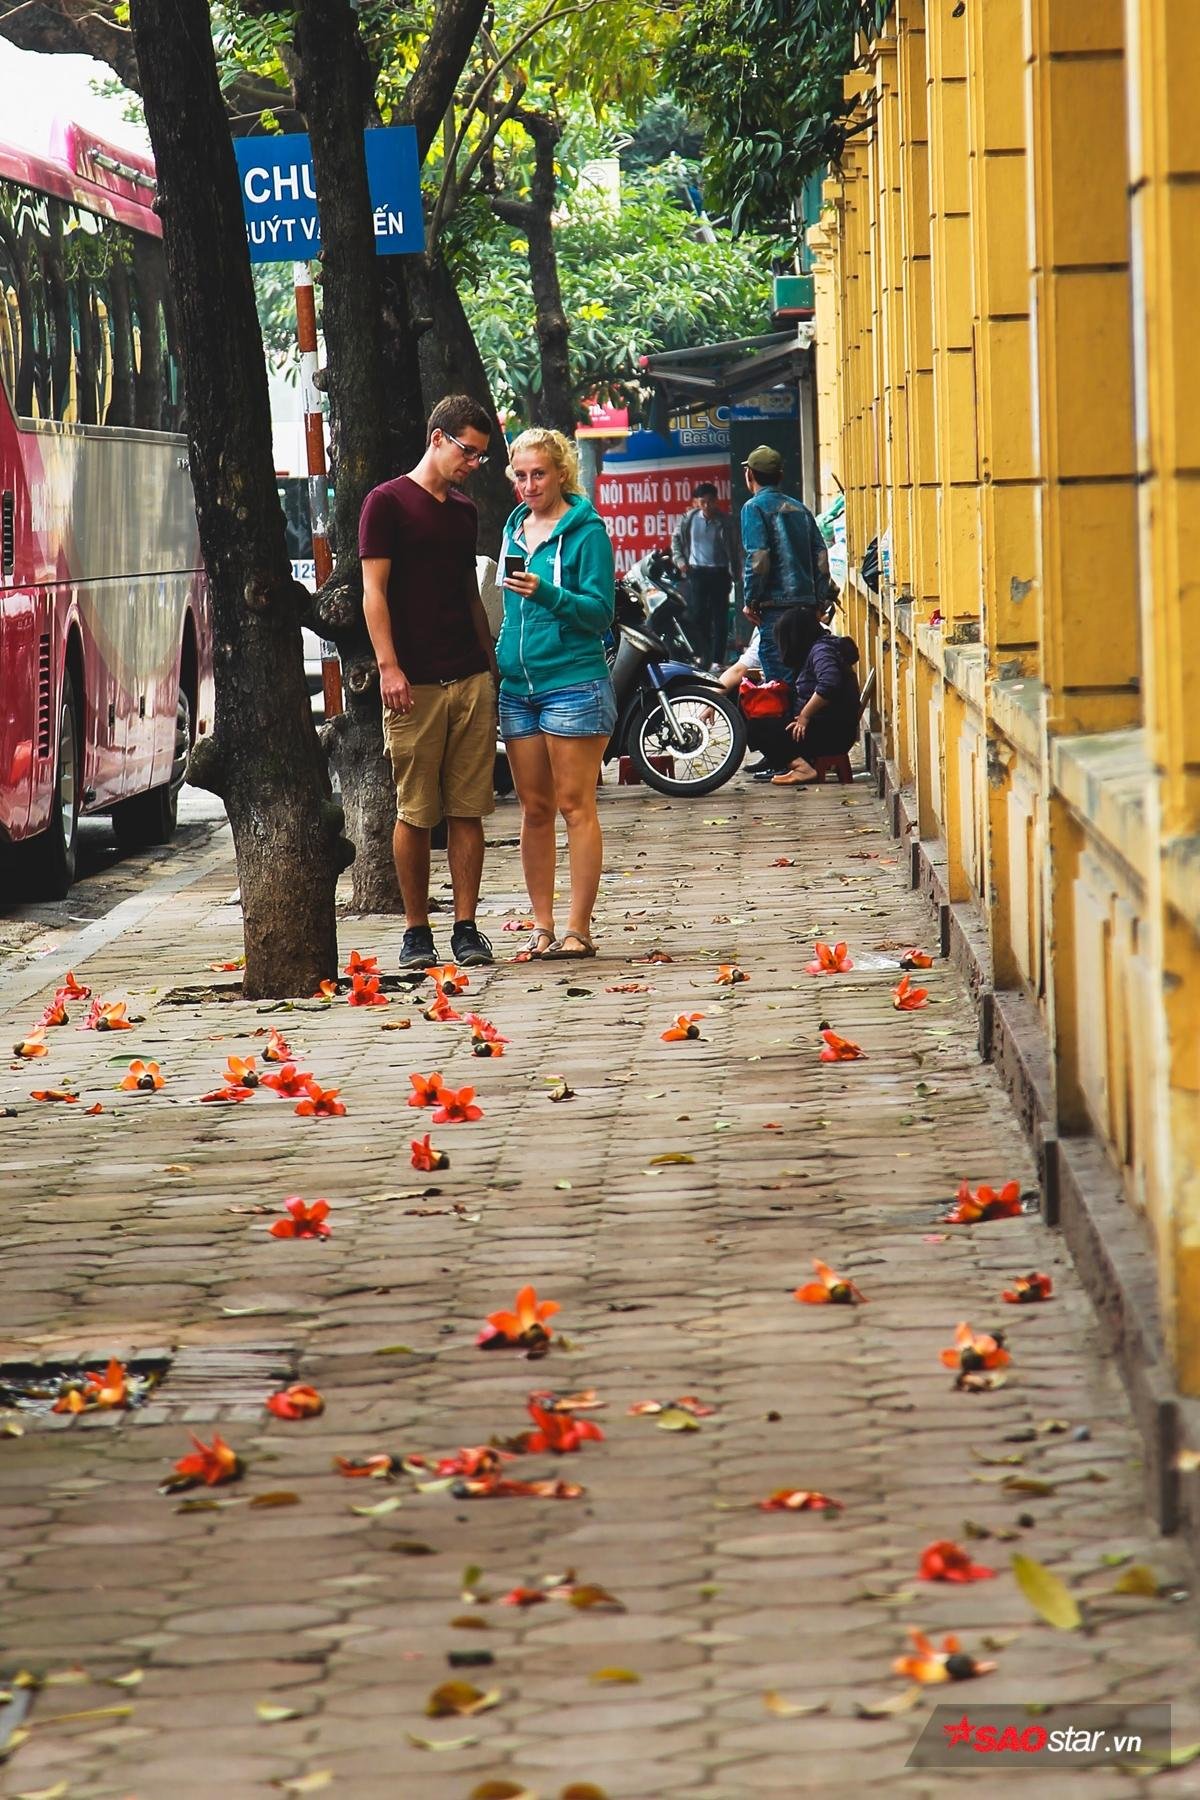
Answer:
[{"left": 293, "top": 260, "right": 343, "bottom": 717}]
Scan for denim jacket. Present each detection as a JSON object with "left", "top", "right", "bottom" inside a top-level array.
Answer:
[{"left": 741, "top": 489, "right": 835, "bottom": 611}]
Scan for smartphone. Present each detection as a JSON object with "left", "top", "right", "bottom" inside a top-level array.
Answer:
[{"left": 504, "top": 554, "right": 526, "bottom": 578}]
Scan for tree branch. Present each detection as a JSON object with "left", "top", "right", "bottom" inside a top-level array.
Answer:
[{"left": 400, "top": 0, "right": 488, "bottom": 162}]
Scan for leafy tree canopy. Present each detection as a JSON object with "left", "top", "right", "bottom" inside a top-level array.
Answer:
[{"left": 665, "top": 0, "right": 887, "bottom": 233}]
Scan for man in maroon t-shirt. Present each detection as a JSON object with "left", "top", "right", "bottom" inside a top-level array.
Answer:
[{"left": 360, "top": 394, "right": 500, "bottom": 971}]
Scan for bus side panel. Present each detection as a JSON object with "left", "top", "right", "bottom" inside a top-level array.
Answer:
[{"left": 0, "top": 587, "right": 37, "bottom": 841}]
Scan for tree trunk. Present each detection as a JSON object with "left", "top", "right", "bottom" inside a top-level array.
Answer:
[
  {"left": 410, "top": 249, "right": 514, "bottom": 556},
  {"left": 128, "top": 0, "right": 350, "bottom": 998},
  {"left": 491, "top": 109, "right": 576, "bottom": 437}
]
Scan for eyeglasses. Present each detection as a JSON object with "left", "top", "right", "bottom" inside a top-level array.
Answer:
[{"left": 443, "top": 431, "right": 490, "bottom": 466}]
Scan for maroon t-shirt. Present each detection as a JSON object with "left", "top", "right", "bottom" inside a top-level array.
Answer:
[{"left": 358, "top": 474, "right": 487, "bottom": 685}]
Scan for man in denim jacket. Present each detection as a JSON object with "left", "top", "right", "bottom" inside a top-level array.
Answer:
[{"left": 739, "top": 445, "right": 837, "bottom": 684}]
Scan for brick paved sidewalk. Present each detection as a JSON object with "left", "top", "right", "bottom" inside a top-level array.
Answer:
[{"left": 1, "top": 772, "right": 1197, "bottom": 1800}]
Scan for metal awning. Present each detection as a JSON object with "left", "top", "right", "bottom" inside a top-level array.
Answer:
[{"left": 637, "top": 329, "right": 812, "bottom": 411}]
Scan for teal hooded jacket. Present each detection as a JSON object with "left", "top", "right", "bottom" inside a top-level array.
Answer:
[{"left": 496, "top": 493, "right": 615, "bottom": 696}]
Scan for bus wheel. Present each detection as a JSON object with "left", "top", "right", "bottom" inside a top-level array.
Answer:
[
  {"left": 112, "top": 687, "right": 191, "bottom": 852},
  {"left": 25, "top": 668, "right": 81, "bottom": 899}
]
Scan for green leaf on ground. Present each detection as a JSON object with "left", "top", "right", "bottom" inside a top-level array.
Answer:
[{"left": 1011, "top": 1553, "right": 1082, "bottom": 1630}]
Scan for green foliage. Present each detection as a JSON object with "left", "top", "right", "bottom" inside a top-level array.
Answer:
[
  {"left": 619, "top": 98, "right": 705, "bottom": 177},
  {"left": 665, "top": 0, "right": 887, "bottom": 233},
  {"left": 462, "top": 168, "right": 779, "bottom": 424}
]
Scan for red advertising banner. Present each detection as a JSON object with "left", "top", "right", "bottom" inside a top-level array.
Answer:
[{"left": 595, "top": 459, "right": 731, "bottom": 574}]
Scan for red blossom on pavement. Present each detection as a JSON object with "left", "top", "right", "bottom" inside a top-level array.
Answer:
[
  {"left": 408, "top": 1071, "right": 446, "bottom": 1108},
  {"left": 627, "top": 1394, "right": 715, "bottom": 1418},
  {"left": 819, "top": 1029, "right": 866, "bottom": 1062},
  {"left": 501, "top": 1586, "right": 548, "bottom": 1607},
  {"left": 31, "top": 1087, "right": 78, "bottom": 1104},
  {"left": 715, "top": 964, "right": 749, "bottom": 985},
  {"left": 433, "top": 1445, "right": 514, "bottom": 1479},
  {"left": 892, "top": 974, "right": 929, "bottom": 1010},
  {"left": 348, "top": 972, "right": 389, "bottom": 1007},
  {"left": 467, "top": 1014, "right": 508, "bottom": 1044},
  {"left": 807, "top": 941, "right": 853, "bottom": 975},
  {"left": 334, "top": 1453, "right": 400, "bottom": 1478},
  {"left": 265, "top": 1384, "right": 325, "bottom": 1420},
  {"left": 119, "top": 1059, "right": 164, "bottom": 1092},
  {"left": 260, "top": 1062, "right": 312, "bottom": 1098},
  {"left": 427, "top": 963, "right": 470, "bottom": 995},
  {"left": 758, "top": 1489, "right": 843, "bottom": 1512},
  {"left": 38, "top": 998, "right": 69, "bottom": 1028},
  {"left": 166, "top": 1432, "right": 241, "bottom": 1490},
  {"left": 411, "top": 1133, "right": 450, "bottom": 1171},
  {"left": 432, "top": 1085, "right": 483, "bottom": 1124},
  {"left": 793, "top": 1258, "right": 866, "bottom": 1305},
  {"left": 453, "top": 1474, "right": 583, "bottom": 1500},
  {"left": 424, "top": 993, "right": 463, "bottom": 1022},
  {"left": 224, "top": 1055, "right": 260, "bottom": 1088},
  {"left": 53, "top": 1357, "right": 128, "bottom": 1414},
  {"left": 58, "top": 971, "right": 91, "bottom": 998},
  {"left": 85, "top": 1000, "right": 131, "bottom": 1031},
  {"left": 13, "top": 1030, "right": 48, "bottom": 1059},
  {"left": 344, "top": 950, "right": 379, "bottom": 977},
  {"left": 1002, "top": 1271, "right": 1054, "bottom": 1304},
  {"left": 893, "top": 1626, "right": 996, "bottom": 1684},
  {"left": 84, "top": 1102, "right": 104, "bottom": 1115},
  {"left": 199, "top": 1084, "right": 254, "bottom": 1104},
  {"left": 940, "top": 1322, "right": 1010, "bottom": 1377},
  {"left": 263, "top": 1029, "right": 292, "bottom": 1063},
  {"left": 294, "top": 1080, "right": 346, "bottom": 1117},
  {"left": 269, "top": 1196, "right": 332, "bottom": 1238},
  {"left": 524, "top": 1398, "right": 604, "bottom": 1454},
  {"left": 900, "top": 949, "right": 934, "bottom": 970},
  {"left": 943, "top": 1179, "right": 1023, "bottom": 1225},
  {"left": 918, "top": 1540, "right": 995, "bottom": 1583},
  {"left": 478, "top": 1283, "right": 560, "bottom": 1348},
  {"left": 313, "top": 979, "right": 338, "bottom": 1000},
  {"left": 661, "top": 1013, "right": 704, "bottom": 1041}
]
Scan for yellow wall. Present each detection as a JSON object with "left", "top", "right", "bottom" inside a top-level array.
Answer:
[{"left": 816, "top": 0, "right": 1200, "bottom": 1392}]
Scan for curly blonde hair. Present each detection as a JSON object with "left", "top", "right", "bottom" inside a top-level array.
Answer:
[{"left": 507, "top": 427, "right": 581, "bottom": 497}]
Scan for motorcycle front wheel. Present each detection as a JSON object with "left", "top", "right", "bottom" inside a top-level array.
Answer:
[{"left": 627, "top": 683, "right": 747, "bottom": 796}]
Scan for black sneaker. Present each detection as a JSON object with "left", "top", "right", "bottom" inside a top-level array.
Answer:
[
  {"left": 398, "top": 926, "right": 438, "bottom": 972},
  {"left": 450, "top": 921, "right": 494, "bottom": 967},
  {"left": 751, "top": 766, "right": 790, "bottom": 782}
]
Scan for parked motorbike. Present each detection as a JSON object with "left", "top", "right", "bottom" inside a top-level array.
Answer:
[
  {"left": 623, "top": 548, "right": 704, "bottom": 667},
  {"left": 602, "top": 580, "right": 746, "bottom": 796}
]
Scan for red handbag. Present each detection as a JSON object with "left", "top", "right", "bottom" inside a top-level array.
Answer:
[{"left": 738, "top": 678, "right": 791, "bottom": 719}]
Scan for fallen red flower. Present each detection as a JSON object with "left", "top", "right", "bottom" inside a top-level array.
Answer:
[
  {"left": 501, "top": 1586, "right": 548, "bottom": 1607},
  {"left": 344, "top": 950, "right": 379, "bottom": 977},
  {"left": 295, "top": 1080, "right": 346, "bottom": 1117},
  {"left": 940, "top": 1322, "right": 1010, "bottom": 1377},
  {"left": 1002, "top": 1271, "right": 1054, "bottom": 1304},
  {"left": 943, "top": 1179, "right": 1023, "bottom": 1224},
  {"left": 166, "top": 1432, "right": 242, "bottom": 1490},
  {"left": 334, "top": 1453, "right": 400, "bottom": 1478},
  {"left": 772, "top": 856, "right": 796, "bottom": 867},
  {"left": 525, "top": 1398, "right": 604, "bottom": 1454},
  {"left": 467, "top": 1014, "right": 508, "bottom": 1044},
  {"left": 408, "top": 1070, "right": 446, "bottom": 1108},
  {"left": 627, "top": 1395, "right": 716, "bottom": 1417},
  {"left": 892, "top": 974, "right": 929, "bottom": 1010},
  {"left": 269, "top": 1196, "right": 332, "bottom": 1238},
  {"left": 807, "top": 941, "right": 853, "bottom": 975},
  {"left": 478, "top": 1283, "right": 560, "bottom": 1348},
  {"left": 900, "top": 948, "right": 934, "bottom": 970},
  {"left": 424, "top": 993, "right": 463, "bottom": 1022},
  {"left": 84, "top": 1102, "right": 104, "bottom": 1115},
  {"left": 758, "top": 1488, "right": 843, "bottom": 1512},
  {"left": 58, "top": 970, "right": 90, "bottom": 999},
  {"left": 819, "top": 1029, "right": 866, "bottom": 1062},
  {"left": 472, "top": 1040, "right": 503, "bottom": 1058},
  {"left": 260, "top": 1062, "right": 312, "bottom": 1097},
  {"left": 434, "top": 1445, "right": 514, "bottom": 1479},
  {"left": 224, "top": 1054, "right": 259, "bottom": 1088},
  {"left": 918, "top": 1540, "right": 995, "bottom": 1583},
  {"left": 452, "top": 1474, "right": 583, "bottom": 1500},
  {"left": 427, "top": 962, "right": 469, "bottom": 995},
  {"left": 53, "top": 1357, "right": 128, "bottom": 1413},
  {"left": 661, "top": 1012, "right": 704, "bottom": 1042},
  {"left": 38, "top": 999, "right": 69, "bottom": 1028},
  {"left": 84, "top": 1000, "right": 131, "bottom": 1032},
  {"left": 715, "top": 964, "right": 749, "bottom": 985},
  {"left": 13, "top": 1030, "right": 47, "bottom": 1059},
  {"left": 793, "top": 1258, "right": 866, "bottom": 1305},
  {"left": 313, "top": 979, "right": 339, "bottom": 1000},
  {"left": 348, "top": 972, "right": 389, "bottom": 1007},
  {"left": 199, "top": 1084, "right": 254, "bottom": 1104},
  {"left": 893, "top": 1626, "right": 996, "bottom": 1683},
  {"left": 411, "top": 1132, "right": 450, "bottom": 1171},
  {"left": 531, "top": 1388, "right": 606, "bottom": 1413},
  {"left": 265, "top": 1383, "right": 325, "bottom": 1420},
  {"left": 31, "top": 1087, "right": 78, "bottom": 1104},
  {"left": 119, "top": 1059, "right": 164, "bottom": 1092},
  {"left": 432, "top": 1084, "right": 483, "bottom": 1124},
  {"left": 263, "top": 1029, "right": 292, "bottom": 1063}
]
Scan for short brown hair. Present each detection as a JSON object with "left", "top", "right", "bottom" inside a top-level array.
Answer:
[{"left": 427, "top": 394, "right": 493, "bottom": 444}]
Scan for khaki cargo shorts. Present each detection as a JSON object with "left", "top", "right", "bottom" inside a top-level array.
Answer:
[{"left": 383, "top": 669, "right": 497, "bottom": 829}]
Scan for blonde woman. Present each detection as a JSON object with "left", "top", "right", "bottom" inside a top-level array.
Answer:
[{"left": 497, "top": 429, "right": 616, "bottom": 959}]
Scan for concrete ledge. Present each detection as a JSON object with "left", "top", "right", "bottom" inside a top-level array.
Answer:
[{"left": 870, "top": 729, "right": 1200, "bottom": 1556}]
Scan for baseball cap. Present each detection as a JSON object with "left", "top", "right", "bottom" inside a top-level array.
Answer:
[{"left": 743, "top": 444, "right": 783, "bottom": 477}]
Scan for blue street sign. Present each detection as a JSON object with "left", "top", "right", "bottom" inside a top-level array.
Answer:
[{"left": 234, "top": 128, "right": 423, "bottom": 263}]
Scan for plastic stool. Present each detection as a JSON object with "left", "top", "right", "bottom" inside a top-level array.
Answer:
[
  {"left": 617, "top": 754, "right": 675, "bottom": 785},
  {"left": 812, "top": 754, "right": 854, "bottom": 785}
]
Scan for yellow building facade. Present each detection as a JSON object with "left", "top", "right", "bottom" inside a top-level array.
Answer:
[{"left": 814, "top": 1, "right": 1200, "bottom": 1419}]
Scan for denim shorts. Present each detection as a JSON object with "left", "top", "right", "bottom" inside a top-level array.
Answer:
[{"left": 499, "top": 677, "right": 618, "bottom": 740}]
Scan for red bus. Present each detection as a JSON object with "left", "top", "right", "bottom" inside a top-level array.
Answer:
[{"left": 0, "top": 121, "right": 213, "bottom": 897}]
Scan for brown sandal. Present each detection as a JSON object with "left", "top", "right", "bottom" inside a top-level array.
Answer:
[
  {"left": 542, "top": 930, "right": 597, "bottom": 959},
  {"left": 514, "top": 926, "right": 555, "bottom": 962}
]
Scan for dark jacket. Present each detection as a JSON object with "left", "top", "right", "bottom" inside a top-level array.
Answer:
[{"left": 741, "top": 489, "right": 836, "bottom": 611}]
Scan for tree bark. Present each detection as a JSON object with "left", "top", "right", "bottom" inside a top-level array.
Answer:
[
  {"left": 128, "top": 0, "right": 350, "bottom": 997},
  {"left": 490, "top": 109, "right": 576, "bottom": 436}
]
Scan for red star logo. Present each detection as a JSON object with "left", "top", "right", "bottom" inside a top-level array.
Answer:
[{"left": 943, "top": 1712, "right": 973, "bottom": 1746}]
